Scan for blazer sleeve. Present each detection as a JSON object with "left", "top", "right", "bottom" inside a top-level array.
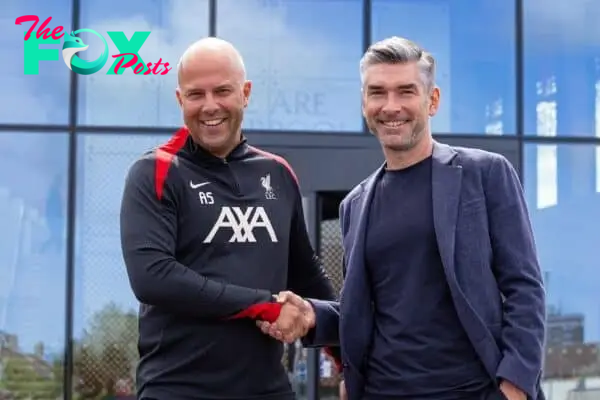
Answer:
[
  {"left": 485, "top": 154, "right": 546, "bottom": 399},
  {"left": 303, "top": 298, "right": 341, "bottom": 347}
]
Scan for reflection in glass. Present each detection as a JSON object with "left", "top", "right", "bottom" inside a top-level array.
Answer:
[
  {"left": 76, "top": 0, "right": 209, "bottom": 127},
  {"left": 524, "top": 0, "right": 600, "bottom": 137},
  {"left": 372, "top": 0, "right": 516, "bottom": 134},
  {"left": 524, "top": 143, "right": 600, "bottom": 394},
  {"left": 485, "top": 99, "right": 504, "bottom": 135},
  {"left": 0, "top": 132, "right": 68, "bottom": 399},
  {"left": 0, "top": 0, "right": 71, "bottom": 124},
  {"left": 72, "top": 133, "right": 171, "bottom": 398},
  {"left": 217, "top": 0, "right": 363, "bottom": 132},
  {"left": 536, "top": 145, "right": 557, "bottom": 209},
  {"left": 534, "top": 75, "right": 559, "bottom": 209}
]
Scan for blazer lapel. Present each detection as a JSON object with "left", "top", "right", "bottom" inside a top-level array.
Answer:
[
  {"left": 340, "top": 165, "right": 384, "bottom": 375},
  {"left": 431, "top": 142, "right": 462, "bottom": 278},
  {"left": 344, "top": 164, "right": 385, "bottom": 284},
  {"left": 430, "top": 142, "right": 501, "bottom": 367}
]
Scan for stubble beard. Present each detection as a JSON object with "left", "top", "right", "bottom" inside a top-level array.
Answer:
[{"left": 370, "top": 120, "right": 425, "bottom": 153}]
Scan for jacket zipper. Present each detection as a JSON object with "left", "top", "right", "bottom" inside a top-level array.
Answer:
[{"left": 222, "top": 158, "right": 242, "bottom": 196}]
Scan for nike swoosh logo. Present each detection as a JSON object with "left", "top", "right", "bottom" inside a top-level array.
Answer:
[{"left": 190, "top": 181, "right": 210, "bottom": 189}]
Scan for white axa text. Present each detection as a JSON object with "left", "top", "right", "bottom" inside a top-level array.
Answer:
[{"left": 203, "top": 206, "right": 277, "bottom": 243}]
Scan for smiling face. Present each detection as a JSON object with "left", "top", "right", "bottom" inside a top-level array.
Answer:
[
  {"left": 176, "top": 45, "right": 251, "bottom": 158},
  {"left": 362, "top": 61, "right": 439, "bottom": 152}
]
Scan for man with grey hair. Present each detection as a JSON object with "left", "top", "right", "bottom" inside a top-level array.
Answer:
[{"left": 258, "top": 36, "right": 546, "bottom": 400}]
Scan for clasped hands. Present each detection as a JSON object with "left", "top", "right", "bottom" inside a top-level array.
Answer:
[{"left": 256, "top": 291, "right": 316, "bottom": 343}]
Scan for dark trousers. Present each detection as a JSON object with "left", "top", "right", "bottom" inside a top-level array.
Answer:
[
  {"left": 362, "top": 384, "right": 508, "bottom": 400},
  {"left": 481, "top": 385, "right": 508, "bottom": 400}
]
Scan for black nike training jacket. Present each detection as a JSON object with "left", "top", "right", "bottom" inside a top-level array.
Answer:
[{"left": 120, "top": 127, "right": 341, "bottom": 400}]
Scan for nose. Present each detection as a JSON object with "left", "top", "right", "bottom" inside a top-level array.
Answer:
[
  {"left": 381, "top": 93, "right": 403, "bottom": 114},
  {"left": 201, "top": 93, "right": 220, "bottom": 114}
]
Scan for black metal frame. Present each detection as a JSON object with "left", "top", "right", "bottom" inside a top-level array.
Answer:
[
  {"left": 62, "top": 0, "right": 80, "bottom": 391},
  {"left": 2, "top": 0, "right": 600, "bottom": 398}
]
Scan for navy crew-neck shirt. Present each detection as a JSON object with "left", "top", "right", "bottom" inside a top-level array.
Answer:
[{"left": 363, "top": 156, "right": 490, "bottom": 399}]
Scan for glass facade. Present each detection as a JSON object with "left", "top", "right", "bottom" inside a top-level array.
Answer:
[
  {"left": 72, "top": 134, "right": 171, "bottom": 398},
  {"left": 76, "top": 0, "right": 210, "bottom": 126},
  {"left": 1, "top": 0, "right": 71, "bottom": 124},
  {"left": 1, "top": 0, "right": 599, "bottom": 399},
  {"left": 216, "top": 0, "right": 364, "bottom": 132},
  {"left": 523, "top": 143, "right": 600, "bottom": 393},
  {"left": 372, "top": 0, "right": 517, "bottom": 135},
  {"left": 0, "top": 133, "right": 68, "bottom": 399},
  {"left": 523, "top": 0, "right": 600, "bottom": 138}
]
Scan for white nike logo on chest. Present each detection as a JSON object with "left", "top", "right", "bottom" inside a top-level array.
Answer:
[{"left": 190, "top": 181, "right": 210, "bottom": 189}]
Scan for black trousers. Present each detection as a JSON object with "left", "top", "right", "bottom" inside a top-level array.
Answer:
[
  {"left": 361, "top": 384, "right": 508, "bottom": 400},
  {"left": 482, "top": 385, "right": 509, "bottom": 400}
]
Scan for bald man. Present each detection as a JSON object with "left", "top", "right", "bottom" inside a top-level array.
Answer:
[{"left": 119, "top": 37, "right": 340, "bottom": 400}]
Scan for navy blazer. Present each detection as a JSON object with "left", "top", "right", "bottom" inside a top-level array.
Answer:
[{"left": 304, "top": 142, "right": 546, "bottom": 400}]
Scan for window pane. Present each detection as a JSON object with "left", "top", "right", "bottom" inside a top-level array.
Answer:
[
  {"left": 524, "top": 143, "right": 600, "bottom": 388},
  {"left": 0, "top": 132, "right": 68, "bottom": 398},
  {"left": 1, "top": 0, "right": 71, "bottom": 124},
  {"left": 372, "top": 0, "right": 516, "bottom": 135},
  {"left": 523, "top": 0, "right": 600, "bottom": 137},
  {"left": 216, "top": 0, "right": 363, "bottom": 133},
  {"left": 77, "top": 0, "right": 209, "bottom": 127},
  {"left": 73, "top": 133, "right": 170, "bottom": 398}
]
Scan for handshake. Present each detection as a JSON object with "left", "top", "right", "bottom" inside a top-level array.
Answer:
[{"left": 256, "top": 291, "right": 316, "bottom": 343}]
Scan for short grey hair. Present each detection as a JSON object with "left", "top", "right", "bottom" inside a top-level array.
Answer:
[{"left": 360, "top": 36, "right": 436, "bottom": 92}]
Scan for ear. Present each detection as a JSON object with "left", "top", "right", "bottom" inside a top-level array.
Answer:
[
  {"left": 242, "top": 80, "right": 252, "bottom": 108},
  {"left": 175, "top": 88, "right": 183, "bottom": 108},
  {"left": 361, "top": 89, "right": 367, "bottom": 119},
  {"left": 428, "top": 86, "right": 441, "bottom": 116}
]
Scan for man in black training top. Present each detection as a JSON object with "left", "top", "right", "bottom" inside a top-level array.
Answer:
[{"left": 119, "top": 37, "right": 339, "bottom": 400}]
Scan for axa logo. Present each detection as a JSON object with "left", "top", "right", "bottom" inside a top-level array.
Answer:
[
  {"left": 203, "top": 206, "right": 278, "bottom": 243},
  {"left": 15, "top": 15, "right": 172, "bottom": 76}
]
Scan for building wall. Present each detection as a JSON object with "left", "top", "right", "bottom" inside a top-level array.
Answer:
[{"left": 1, "top": 0, "right": 600, "bottom": 399}]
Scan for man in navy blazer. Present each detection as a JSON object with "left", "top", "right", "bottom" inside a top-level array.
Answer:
[{"left": 260, "top": 36, "right": 546, "bottom": 400}]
